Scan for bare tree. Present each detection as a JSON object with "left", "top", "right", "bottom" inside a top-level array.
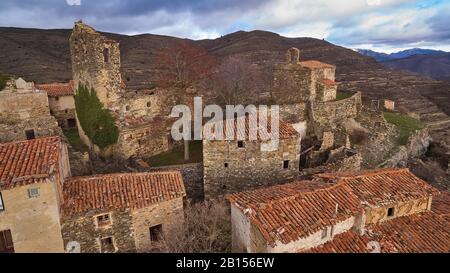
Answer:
[
  {"left": 154, "top": 40, "right": 216, "bottom": 88},
  {"left": 150, "top": 199, "right": 231, "bottom": 253},
  {"left": 201, "top": 56, "right": 271, "bottom": 106}
]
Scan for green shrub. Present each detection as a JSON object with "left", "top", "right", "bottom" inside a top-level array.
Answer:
[
  {"left": 383, "top": 111, "right": 424, "bottom": 145},
  {"left": 74, "top": 84, "right": 119, "bottom": 149},
  {"left": 0, "top": 74, "right": 10, "bottom": 91}
]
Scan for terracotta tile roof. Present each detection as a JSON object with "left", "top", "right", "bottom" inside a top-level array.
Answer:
[
  {"left": 317, "top": 168, "right": 439, "bottom": 207},
  {"left": 229, "top": 168, "right": 440, "bottom": 248},
  {"left": 432, "top": 192, "right": 450, "bottom": 221},
  {"left": 203, "top": 113, "right": 300, "bottom": 141},
  {"left": 305, "top": 212, "right": 450, "bottom": 253},
  {"left": 320, "top": 79, "right": 337, "bottom": 86},
  {"left": 228, "top": 182, "right": 362, "bottom": 246},
  {"left": 0, "top": 137, "right": 62, "bottom": 191},
  {"left": 36, "top": 80, "right": 75, "bottom": 97},
  {"left": 299, "top": 60, "right": 335, "bottom": 69},
  {"left": 62, "top": 171, "right": 186, "bottom": 216}
]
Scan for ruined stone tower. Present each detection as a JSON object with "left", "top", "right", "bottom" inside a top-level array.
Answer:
[
  {"left": 70, "top": 21, "right": 122, "bottom": 107},
  {"left": 69, "top": 21, "right": 172, "bottom": 159},
  {"left": 273, "top": 47, "right": 337, "bottom": 104}
]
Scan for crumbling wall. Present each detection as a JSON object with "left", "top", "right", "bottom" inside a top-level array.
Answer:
[
  {"left": 115, "top": 125, "right": 170, "bottom": 160},
  {"left": 309, "top": 92, "right": 362, "bottom": 137}
]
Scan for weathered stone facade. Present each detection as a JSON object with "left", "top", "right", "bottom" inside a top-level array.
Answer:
[
  {"left": 61, "top": 171, "right": 186, "bottom": 253},
  {"left": 203, "top": 136, "right": 301, "bottom": 199},
  {"left": 61, "top": 197, "right": 185, "bottom": 253},
  {"left": 0, "top": 78, "right": 62, "bottom": 143},
  {"left": 69, "top": 21, "right": 172, "bottom": 159}
]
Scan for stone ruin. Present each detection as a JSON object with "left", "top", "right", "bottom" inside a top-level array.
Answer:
[
  {"left": 70, "top": 21, "right": 173, "bottom": 159},
  {"left": 0, "top": 78, "right": 62, "bottom": 143}
]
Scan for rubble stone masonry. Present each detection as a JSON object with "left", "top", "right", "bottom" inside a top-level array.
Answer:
[{"left": 203, "top": 138, "right": 301, "bottom": 198}]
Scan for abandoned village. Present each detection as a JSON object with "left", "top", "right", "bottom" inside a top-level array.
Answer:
[{"left": 0, "top": 22, "right": 449, "bottom": 253}]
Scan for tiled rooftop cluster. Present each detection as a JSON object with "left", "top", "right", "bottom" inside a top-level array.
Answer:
[{"left": 229, "top": 168, "right": 449, "bottom": 252}]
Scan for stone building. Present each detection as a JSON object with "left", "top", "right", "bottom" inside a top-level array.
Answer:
[
  {"left": 272, "top": 48, "right": 361, "bottom": 141},
  {"left": 0, "top": 137, "right": 71, "bottom": 253},
  {"left": 0, "top": 78, "right": 63, "bottom": 143},
  {"left": 61, "top": 171, "right": 186, "bottom": 253},
  {"left": 228, "top": 168, "right": 449, "bottom": 253},
  {"left": 36, "top": 81, "right": 77, "bottom": 128},
  {"left": 203, "top": 114, "right": 301, "bottom": 198},
  {"left": 69, "top": 21, "right": 172, "bottom": 159}
]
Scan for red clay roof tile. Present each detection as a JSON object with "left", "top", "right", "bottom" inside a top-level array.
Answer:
[
  {"left": 62, "top": 171, "right": 186, "bottom": 216},
  {"left": 36, "top": 81, "right": 74, "bottom": 97},
  {"left": 305, "top": 212, "right": 450, "bottom": 253},
  {"left": 0, "top": 137, "right": 62, "bottom": 191}
]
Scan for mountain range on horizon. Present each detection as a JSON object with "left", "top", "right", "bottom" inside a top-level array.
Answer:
[{"left": 356, "top": 48, "right": 448, "bottom": 62}]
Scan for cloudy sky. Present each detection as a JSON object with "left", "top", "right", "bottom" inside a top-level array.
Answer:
[{"left": 0, "top": 0, "right": 448, "bottom": 53}]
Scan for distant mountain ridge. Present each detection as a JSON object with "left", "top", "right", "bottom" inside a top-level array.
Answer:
[{"left": 356, "top": 48, "right": 447, "bottom": 62}]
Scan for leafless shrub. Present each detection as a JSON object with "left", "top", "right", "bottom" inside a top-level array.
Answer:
[{"left": 150, "top": 199, "right": 231, "bottom": 253}]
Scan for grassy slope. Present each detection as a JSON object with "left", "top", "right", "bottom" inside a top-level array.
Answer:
[
  {"left": 146, "top": 140, "right": 203, "bottom": 167},
  {"left": 383, "top": 111, "right": 424, "bottom": 145}
]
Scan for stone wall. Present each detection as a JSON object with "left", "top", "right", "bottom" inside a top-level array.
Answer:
[
  {"left": 115, "top": 125, "right": 170, "bottom": 160},
  {"left": 131, "top": 197, "right": 184, "bottom": 252},
  {"left": 0, "top": 89, "right": 51, "bottom": 123},
  {"left": 272, "top": 65, "right": 313, "bottom": 104},
  {"left": 0, "top": 182, "right": 65, "bottom": 253},
  {"left": 309, "top": 92, "right": 362, "bottom": 137},
  {"left": 0, "top": 116, "right": 63, "bottom": 143},
  {"left": 61, "top": 208, "right": 136, "bottom": 253},
  {"left": 48, "top": 95, "right": 76, "bottom": 128},
  {"left": 203, "top": 137, "right": 301, "bottom": 198},
  {"left": 61, "top": 197, "right": 185, "bottom": 253},
  {"left": 364, "top": 196, "right": 432, "bottom": 225}
]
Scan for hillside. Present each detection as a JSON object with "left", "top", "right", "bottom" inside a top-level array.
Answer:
[
  {"left": 382, "top": 53, "right": 450, "bottom": 82},
  {"left": 0, "top": 26, "right": 449, "bottom": 152}
]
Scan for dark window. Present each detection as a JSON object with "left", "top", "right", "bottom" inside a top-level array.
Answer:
[
  {"left": 67, "top": 118, "right": 77, "bottom": 128},
  {"left": 97, "top": 214, "right": 111, "bottom": 227},
  {"left": 237, "top": 141, "right": 244, "bottom": 148},
  {"left": 55, "top": 97, "right": 59, "bottom": 101},
  {"left": 25, "top": 129, "right": 35, "bottom": 140},
  {"left": 0, "top": 230, "right": 14, "bottom": 253},
  {"left": 100, "top": 237, "right": 115, "bottom": 253},
  {"left": 283, "top": 160, "right": 290, "bottom": 169},
  {"left": 0, "top": 192, "right": 4, "bottom": 211},
  {"left": 147, "top": 101, "right": 151, "bottom": 107},
  {"left": 224, "top": 163, "right": 229, "bottom": 168},
  {"left": 27, "top": 188, "right": 40, "bottom": 198},
  {"left": 150, "top": 224, "right": 163, "bottom": 242},
  {"left": 125, "top": 105, "right": 130, "bottom": 111},
  {"left": 387, "top": 207, "right": 395, "bottom": 217},
  {"left": 103, "top": 48, "right": 109, "bottom": 63}
]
